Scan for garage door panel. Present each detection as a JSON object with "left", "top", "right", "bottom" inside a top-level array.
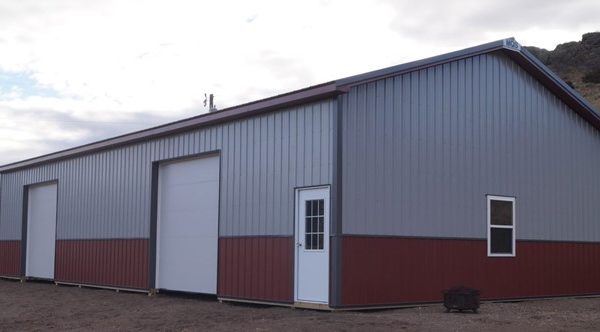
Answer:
[
  {"left": 162, "top": 158, "right": 219, "bottom": 184},
  {"left": 161, "top": 181, "right": 219, "bottom": 213},
  {"left": 156, "top": 155, "right": 219, "bottom": 294},
  {"left": 159, "top": 211, "right": 218, "bottom": 237},
  {"left": 157, "top": 239, "right": 218, "bottom": 293},
  {"left": 161, "top": 226, "right": 218, "bottom": 239}
]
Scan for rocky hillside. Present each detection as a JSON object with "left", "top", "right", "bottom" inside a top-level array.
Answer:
[{"left": 526, "top": 32, "right": 600, "bottom": 111}]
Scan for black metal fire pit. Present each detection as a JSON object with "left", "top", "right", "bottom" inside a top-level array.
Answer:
[{"left": 443, "top": 286, "right": 480, "bottom": 313}]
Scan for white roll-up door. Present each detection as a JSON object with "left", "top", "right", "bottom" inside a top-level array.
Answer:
[
  {"left": 26, "top": 182, "right": 58, "bottom": 279},
  {"left": 156, "top": 155, "right": 220, "bottom": 293}
]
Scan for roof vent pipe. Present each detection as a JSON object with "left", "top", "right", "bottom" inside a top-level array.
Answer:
[{"left": 204, "top": 93, "right": 218, "bottom": 112}]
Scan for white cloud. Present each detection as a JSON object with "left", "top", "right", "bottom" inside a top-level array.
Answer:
[{"left": 0, "top": 0, "right": 599, "bottom": 164}]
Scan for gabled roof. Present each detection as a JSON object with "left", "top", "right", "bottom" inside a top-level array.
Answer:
[{"left": 1, "top": 38, "right": 598, "bottom": 172}]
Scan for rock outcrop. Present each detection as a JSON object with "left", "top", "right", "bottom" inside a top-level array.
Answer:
[{"left": 525, "top": 32, "right": 600, "bottom": 110}]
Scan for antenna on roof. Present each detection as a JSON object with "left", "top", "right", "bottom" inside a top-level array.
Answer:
[{"left": 203, "top": 93, "right": 218, "bottom": 112}]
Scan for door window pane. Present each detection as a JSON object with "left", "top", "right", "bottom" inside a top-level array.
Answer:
[
  {"left": 312, "top": 200, "right": 319, "bottom": 216},
  {"left": 304, "top": 199, "right": 325, "bottom": 250}
]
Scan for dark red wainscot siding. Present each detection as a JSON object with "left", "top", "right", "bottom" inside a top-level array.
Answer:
[
  {"left": 55, "top": 239, "right": 148, "bottom": 290},
  {"left": 218, "top": 236, "right": 293, "bottom": 303},
  {"left": 0, "top": 241, "right": 21, "bottom": 277},
  {"left": 342, "top": 236, "right": 600, "bottom": 307}
]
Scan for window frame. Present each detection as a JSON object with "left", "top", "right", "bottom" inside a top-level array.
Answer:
[{"left": 487, "top": 195, "right": 516, "bottom": 257}]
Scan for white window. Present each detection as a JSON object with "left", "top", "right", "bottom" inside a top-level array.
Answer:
[{"left": 487, "top": 195, "right": 515, "bottom": 257}]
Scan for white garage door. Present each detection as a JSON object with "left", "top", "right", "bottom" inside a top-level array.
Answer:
[
  {"left": 156, "top": 155, "right": 220, "bottom": 293},
  {"left": 26, "top": 182, "right": 58, "bottom": 279}
]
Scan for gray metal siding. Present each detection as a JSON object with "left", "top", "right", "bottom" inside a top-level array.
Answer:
[
  {"left": 341, "top": 51, "right": 600, "bottom": 242},
  {"left": 0, "top": 100, "right": 333, "bottom": 240}
]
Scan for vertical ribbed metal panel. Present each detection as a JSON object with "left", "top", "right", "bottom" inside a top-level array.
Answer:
[
  {"left": 341, "top": 237, "right": 600, "bottom": 306},
  {"left": 341, "top": 51, "right": 600, "bottom": 242},
  {"left": 0, "top": 171, "right": 21, "bottom": 240},
  {"left": 0, "top": 173, "right": 2, "bottom": 239},
  {"left": 218, "top": 236, "right": 293, "bottom": 302},
  {"left": 0, "top": 100, "right": 334, "bottom": 240},
  {"left": 0, "top": 240, "right": 20, "bottom": 276}
]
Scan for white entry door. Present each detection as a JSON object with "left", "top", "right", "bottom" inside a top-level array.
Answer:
[
  {"left": 295, "top": 186, "right": 330, "bottom": 304},
  {"left": 26, "top": 182, "right": 58, "bottom": 279},
  {"left": 156, "top": 155, "right": 220, "bottom": 293}
]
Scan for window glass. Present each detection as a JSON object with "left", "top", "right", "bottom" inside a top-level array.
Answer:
[
  {"left": 304, "top": 199, "right": 325, "bottom": 250},
  {"left": 312, "top": 200, "right": 320, "bottom": 216},
  {"left": 490, "top": 228, "right": 513, "bottom": 253},
  {"left": 491, "top": 200, "right": 513, "bottom": 226}
]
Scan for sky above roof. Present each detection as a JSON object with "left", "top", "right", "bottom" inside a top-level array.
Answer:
[{"left": 0, "top": 0, "right": 598, "bottom": 165}]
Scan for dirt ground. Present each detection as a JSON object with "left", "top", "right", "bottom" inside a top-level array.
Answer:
[{"left": 1, "top": 279, "right": 599, "bottom": 331}]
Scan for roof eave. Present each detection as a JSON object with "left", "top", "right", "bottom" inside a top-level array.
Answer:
[
  {"left": 0, "top": 82, "right": 343, "bottom": 172},
  {"left": 335, "top": 38, "right": 509, "bottom": 88},
  {"left": 336, "top": 36, "right": 600, "bottom": 130}
]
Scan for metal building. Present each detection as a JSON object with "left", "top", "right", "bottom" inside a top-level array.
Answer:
[{"left": 1, "top": 38, "right": 599, "bottom": 309}]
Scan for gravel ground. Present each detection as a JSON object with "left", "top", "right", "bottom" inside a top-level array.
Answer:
[{"left": 0, "top": 279, "right": 599, "bottom": 331}]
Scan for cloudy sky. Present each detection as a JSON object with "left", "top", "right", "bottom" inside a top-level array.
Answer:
[{"left": 0, "top": 0, "right": 598, "bottom": 165}]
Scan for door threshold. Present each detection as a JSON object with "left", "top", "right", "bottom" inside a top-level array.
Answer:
[{"left": 293, "top": 301, "right": 331, "bottom": 311}]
